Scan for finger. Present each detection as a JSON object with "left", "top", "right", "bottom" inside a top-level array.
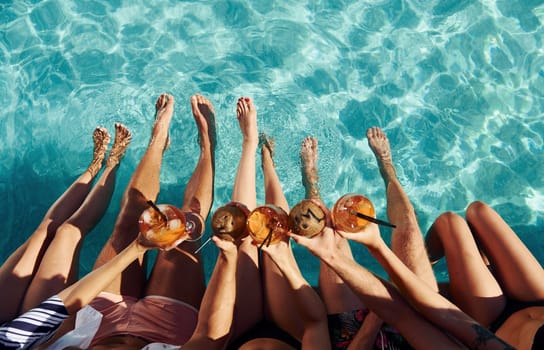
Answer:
[
  {"left": 212, "top": 235, "right": 236, "bottom": 251},
  {"left": 211, "top": 235, "right": 221, "bottom": 245},
  {"left": 335, "top": 230, "right": 348, "bottom": 239},
  {"left": 287, "top": 231, "right": 310, "bottom": 247}
]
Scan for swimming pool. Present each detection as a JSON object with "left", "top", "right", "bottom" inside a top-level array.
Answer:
[{"left": 1, "top": 0, "right": 543, "bottom": 284}]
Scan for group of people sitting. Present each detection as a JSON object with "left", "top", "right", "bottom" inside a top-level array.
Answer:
[{"left": 0, "top": 93, "right": 542, "bottom": 350}]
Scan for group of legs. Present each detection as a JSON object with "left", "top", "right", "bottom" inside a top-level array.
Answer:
[
  {"left": 226, "top": 97, "right": 329, "bottom": 350},
  {"left": 0, "top": 92, "right": 237, "bottom": 350},
  {"left": 2, "top": 91, "right": 542, "bottom": 350},
  {"left": 295, "top": 127, "right": 441, "bottom": 349},
  {"left": 226, "top": 97, "right": 461, "bottom": 349},
  {"left": 425, "top": 202, "right": 544, "bottom": 349},
  {"left": 0, "top": 122, "right": 131, "bottom": 324},
  {"left": 0, "top": 91, "right": 324, "bottom": 350},
  {"left": 79, "top": 94, "right": 333, "bottom": 350},
  {"left": 72, "top": 93, "right": 216, "bottom": 349},
  {"left": 292, "top": 126, "right": 543, "bottom": 349}
]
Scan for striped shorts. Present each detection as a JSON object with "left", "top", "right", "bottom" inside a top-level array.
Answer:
[{"left": 0, "top": 295, "right": 69, "bottom": 349}]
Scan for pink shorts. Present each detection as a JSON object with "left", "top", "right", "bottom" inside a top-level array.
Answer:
[{"left": 89, "top": 292, "right": 198, "bottom": 346}]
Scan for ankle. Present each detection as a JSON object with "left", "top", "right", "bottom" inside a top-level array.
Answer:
[
  {"left": 86, "top": 162, "right": 103, "bottom": 177},
  {"left": 242, "top": 139, "right": 258, "bottom": 150}
]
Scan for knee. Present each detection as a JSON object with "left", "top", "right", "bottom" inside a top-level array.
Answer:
[
  {"left": 54, "top": 222, "right": 82, "bottom": 241},
  {"left": 432, "top": 211, "right": 465, "bottom": 238},
  {"left": 56, "top": 222, "right": 79, "bottom": 235},
  {"left": 466, "top": 200, "right": 488, "bottom": 222},
  {"left": 434, "top": 211, "right": 463, "bottom": 226}
]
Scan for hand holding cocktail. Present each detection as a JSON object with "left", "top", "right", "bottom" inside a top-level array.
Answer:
[
  {"left": 289, "top": 199, "right": 327, "bottom": 238},
  {"left": 211, "top": 202, "right": 250, "bottom": 242},
  {"left": 247, "top": 204, "right": 290, "bottom": 248},
  {"left": 332, "top": 193, "right": 395, "bottom": 232},
  {"left": 138, "top": 201, "right": 188, "bottom": 251}
]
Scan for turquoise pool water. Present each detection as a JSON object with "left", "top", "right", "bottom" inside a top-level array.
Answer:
[{"left": 1, "top": 0, "right": 543, "bottom": 284}]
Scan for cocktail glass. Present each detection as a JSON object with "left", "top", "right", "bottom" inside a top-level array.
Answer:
[
  {"left": 211, "top": 202, "right": 250, "bottom": 242},
  {"left": 289, "top": 199, "right": 327, "bottom": 238},
  {"left": 138, "top": 204, "right": 187, "bottom": 250},
  {"left": 247, "top": 204, "right": 290, "bottom": 247},
  {"left": 332, "top": 193, "right": 375, "bottom": 233}
]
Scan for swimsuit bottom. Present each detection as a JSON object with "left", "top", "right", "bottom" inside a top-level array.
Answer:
[
  {"left": 89, "top": 292, "right": 198, "bottom": 346},
  {"left": 0, "top": 295, "right": 68, "bottom": 350},
  {"left": 489, "top": 299, "right": 544, "bottom": 332},
  {"left": 328, "top": 308, "right": 413, "bottom": 350},
  {"left": 532, "top": 325, "right": 544, "bottom": 350},
  {"left": 227, "top": 320, "right": 301, "bottom": 350}
]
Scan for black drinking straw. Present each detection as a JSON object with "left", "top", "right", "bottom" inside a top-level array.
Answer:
[
  {"left": 147, "top": 200, "right": 168, "bottom": 222},
  {"left": 259, "top": 228, "right": 274, "bottom": 249},
  {"left": 348, "top": 209, "right": 396, "bottom": 228}
]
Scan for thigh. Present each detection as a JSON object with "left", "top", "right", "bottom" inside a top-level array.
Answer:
[
  {"left": 262, "top": 253, "right": 305, "bottom": 341},
  {"left": 144, "top": 211, "right": 205, "bottom": 308},
  {"left": 466, "top": 201, "right": 544, "bottom": 301},
  {"left": 93, "top": 188, "right": 151, "bottom": 297},
  {"left": 428, "top": 212, "right": 505, "bottom": 326},
  {"left": 230, "top": 238, "right": 264, "bottom": 341},
  {"left": 318, "top": 237, "right": 365, "bottom": 314}
]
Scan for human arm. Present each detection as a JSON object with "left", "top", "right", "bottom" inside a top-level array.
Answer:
[
  {"left": 347, "top": 311, "right": 384, "bottom": 350},
  {"left": 290, "top": 227, "right": 464, "bottom": 349},
  {"left": 57, "top": 239, "right": 149, "bottom": 314},
  {"left": 338, "top": 225, "right": 515, "bottom": 350},
  {"left": 1, "top": 240, "right": 148, "bottom": 350},
  {"left": 184, "top": 236, "right": 238, "bottom": 350}
]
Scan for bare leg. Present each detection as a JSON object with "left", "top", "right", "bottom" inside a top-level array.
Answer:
[
  {"left": 185, "top": 237, "right": 238, "bottom": 349},
  {"left": 232, "top": 97, "right": 258, "bottom": 211},
  {"left": 261, "top": 134, "right": 288, "bottom": 212},
  {"left": 230, "top": 97, "right": 262, "bottom": 340},
  {"left": 262, "top": 237, "right": 322, "bottom": 341},
  {"left": 301, "top": 136, "right": 382, "bottom": 349},
  {"left": 297, "top": 136, "right": 366, "bottom": 314},
  {"left": 93, "top": 94, "right": 174, "bottom": 298},
  {"left": 260, "top": 137, "right": 308, "bottom": 339},
  {"left": 367, "top": 127, "right": 437, "bottom": 290},
  {"left": 21, "top": 124, "right": 131, "bottom": 312},
  {"left": 180, "top": 94, "right": 216, "bottom": 217},
  {"left": 426, "top": 211, "right": 505, "bottom": 326},
  {"left": 466, "top": 201, "right": 544, "bottom": 300},
  {"left": 145, "top": 94, "right": 216, "bottom": 309},
  {"left": 300, "top": 136, "right": 320, "bottom": 200},
  {"left": 0, "top": 127, "right": 110, "bottom": 322}
]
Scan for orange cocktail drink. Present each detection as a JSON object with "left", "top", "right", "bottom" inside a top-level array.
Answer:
[
  {"left": 332, "top": 193, "right": 375, "bottom": 233},
  {"left": 138, "top": 204, "right": 187, "bottom": 249},
  {"left": 247, "top": 204, "right": 289, "bottom": 246}
]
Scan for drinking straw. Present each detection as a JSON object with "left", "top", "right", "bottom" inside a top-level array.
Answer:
[
  {"left": 348, "top": 209, "right": 396, "bottom": 228},
  {"left": 174, "top": 246, "right": 198, "bottom": 263},
  {"left": 259, "top": 228, "right": 274, "bottom": 249},
  {"left": 301, "top": 207, "right": 325, "bottom": 222},
  {"left": 147, "top": 200, "right": 168, "bottom": 222},
  {"left": 194, "top": 236, "right": 212, "bottom": 254}
]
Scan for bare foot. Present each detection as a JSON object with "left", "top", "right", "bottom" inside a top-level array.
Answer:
[
  {"left": 366, "top": 127, "right": 396, "bottom": 184},
  {"left": 300, "top": 136, "right": 320, "bottom": 199},
  {"left": 190, "top": 94, "right": 216, "bottom": 152},
  {"left": 150, "top": 93, "right": 175, "bottom": 150},
  {"left": 236, "top": 97, "right": 258, "bottom": 147},
  {"left": 106, "top": 123, "right": 132, "bottom": 167},
  {"left": 87, "top": 126, "right": 111, "bottom": 176},
  {"left": 259, "top": 133, "right": 275, "bottom": 166}
]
